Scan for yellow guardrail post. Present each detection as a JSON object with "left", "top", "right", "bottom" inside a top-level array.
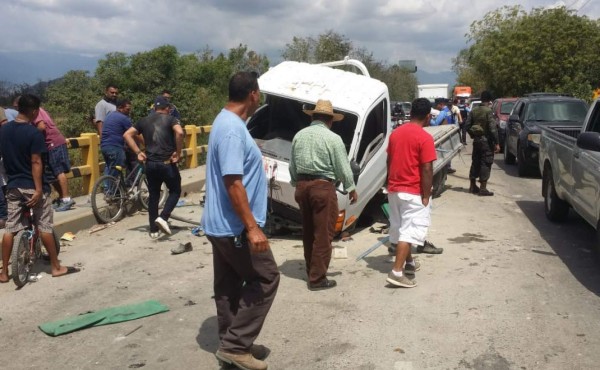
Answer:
[
  {"left": 184, "top": 125, "right": 199, "bottom": 169},
  {"left": 81, "top": 133, "right": 100, "bottom": 194}
]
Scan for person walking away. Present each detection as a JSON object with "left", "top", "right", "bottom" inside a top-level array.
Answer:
[
  {"left": 290, "top": 99, "right": 358, "bottom": 291},
  {"left": 33, "top": 105, "right": 75, "bottom": 211},
  {"left": 124, "top": 96, "right": 183, "bottom": 239},
  {"left": 201, "top": 72, "right": 280, "bottom": 370},
  {"left": 386, "top": 98, "right": 437, "bottom": 288},
  {"left": 0, "top": 94, "right": 80, "bottom": 283},
  {"left": 465, "top": 90, "right": 499, "bottom": 196},
  {"left": 94, "top": 84, "right": 118, "bottom": 139},
  {"left": 101, "top": 99, "right": 133, "bottom": 178}
]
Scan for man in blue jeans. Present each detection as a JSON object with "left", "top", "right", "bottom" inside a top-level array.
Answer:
[
  {"left": 101, "top": 99, "right": 133, "bottom": 177},
  {"left": 124, "top": 96, "right": 183, "bottom": 239}
]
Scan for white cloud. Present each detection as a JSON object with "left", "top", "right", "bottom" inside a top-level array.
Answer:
[{"left": 2, "top": 0, "right": 600, "bottom": 78}]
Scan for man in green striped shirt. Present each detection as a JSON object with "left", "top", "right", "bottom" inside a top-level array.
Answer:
[{"left": 290, "top": 99, "right": 358, "bottom": 291}]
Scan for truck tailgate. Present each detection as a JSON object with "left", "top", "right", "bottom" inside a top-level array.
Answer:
[{"left": 424, "top": 125, "right": 462, "bottom": 174}]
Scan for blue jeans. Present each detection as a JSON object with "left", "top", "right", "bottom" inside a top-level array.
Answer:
[
  {"left": 102, "top": 146, "right": 126, "bottom": 178},
  {"left": 145, "top": 161, "right": 181, "bottom": 232}
]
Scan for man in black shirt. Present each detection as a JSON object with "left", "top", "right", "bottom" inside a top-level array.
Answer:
[
  {"left": 124, "top": 96, "right": 184, "bottom": 239},
  {"left": 0, "top": 94, "right": 79, "bottom": 283}
]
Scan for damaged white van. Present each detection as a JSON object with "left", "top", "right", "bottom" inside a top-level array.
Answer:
[{"left": 247, "top": 58, "right": 461, "bottom": 233}]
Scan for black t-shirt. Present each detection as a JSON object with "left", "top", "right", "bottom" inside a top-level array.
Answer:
[
  {"left": 0, "top": 121, "right": 50, "bottom": 192},
  {"left": 134, "top": 113, "right": 180, "bottom": 162}
]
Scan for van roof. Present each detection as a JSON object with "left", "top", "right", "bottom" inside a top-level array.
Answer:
[{"left": 259, "top": 61, "right": 388, "bottom": 114}]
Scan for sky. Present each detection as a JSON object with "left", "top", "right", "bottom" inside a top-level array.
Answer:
[{"left": 1, "top": 0, "right": 598, "bottom": 84}]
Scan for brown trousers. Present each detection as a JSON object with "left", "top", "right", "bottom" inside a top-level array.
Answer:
[
  {"left": 208, "top": 234, "right": 280, "bottom": 354},
  {"left": 294, "top": 180, "right": 338, "bottom": 284}
]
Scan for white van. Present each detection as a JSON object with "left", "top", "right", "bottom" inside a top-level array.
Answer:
[{"left": 247, "top": 59, "right": 461, "bottom": 233}]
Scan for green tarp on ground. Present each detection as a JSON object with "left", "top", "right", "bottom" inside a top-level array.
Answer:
[{"left": 39, "top": 300, "right": 169, "bottom": 337}]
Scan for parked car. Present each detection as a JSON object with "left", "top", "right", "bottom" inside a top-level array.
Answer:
[
  {"left": 504, "top": 93, "right": 588, "bottom": 177},
  {"left": 492, "top": 97, "right": 518, "bottom": 152}
]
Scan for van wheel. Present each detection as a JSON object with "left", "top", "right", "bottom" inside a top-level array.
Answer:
[
  {"left": 504, "top": 139, "right": 516, "bottom": 164},
  {"left": 543, "top": 168, "right": 569, "bottom": 222},
  {"left": 432, "top": 167, "right": 448, "bottom": 199}
]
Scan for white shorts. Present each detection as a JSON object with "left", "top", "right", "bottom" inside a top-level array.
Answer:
[{"left": 387, "top": 192, "right": 431, "bottom": 246}]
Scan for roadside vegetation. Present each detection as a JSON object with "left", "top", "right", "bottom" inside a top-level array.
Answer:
[{"left": 453, "top": 5, "right": 600, "bottom": 100}]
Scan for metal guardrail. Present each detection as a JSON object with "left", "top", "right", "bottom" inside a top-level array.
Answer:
[{"left": 65, "top": 125, "right": 212, "bottom": 195}]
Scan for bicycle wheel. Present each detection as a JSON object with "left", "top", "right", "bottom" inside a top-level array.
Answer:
[
  {"left": 91, "top": 175, "right": 126, "bottom": 223},
  {"left": 11, "top": 230, "right": 32, "bottom": 287},
  {"left": 40, "top": 229, "right": 61, "bottom": 261},
  {"left": 138, "top": 174, "right": 168, "bottom": 210}
]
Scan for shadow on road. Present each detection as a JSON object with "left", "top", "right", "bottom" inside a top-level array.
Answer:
[
  {"left": 278, "top": 259, "right": 306, "bottom": 281},
  {"left": 196, "top": 315, "right": 219, "bottom": 353},
  {"left": 494, "top": 158, "right": 541, "bottom": 179},
  {"left": 516, "top": 200, "right": 600, "bottom": 296}
]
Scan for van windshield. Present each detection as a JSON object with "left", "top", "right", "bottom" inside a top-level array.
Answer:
[{"left": 247, "top": 95, "right": 358, "bottom": 154}]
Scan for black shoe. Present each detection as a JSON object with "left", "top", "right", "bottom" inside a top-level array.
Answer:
[
  {"left": 447, "top": 168, "right": 457, "bottom": 174},
  {"left": 479, "top": 189, "right": 494, "bottom": 196},
  {"left": 417, "top": 240, "right": 444, "bottom": 254},
  {"left": 308, "top": 279, "right": 337, "bottom": 291}
]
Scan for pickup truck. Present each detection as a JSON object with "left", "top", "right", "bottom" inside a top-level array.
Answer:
[
  {"left": 539, "top": 99, "right": 600, "bottom": 245},
  {"left": 248, "top": 58, "right": 462, "bottom": 233}
]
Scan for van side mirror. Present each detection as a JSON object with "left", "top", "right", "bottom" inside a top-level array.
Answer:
[
  {"left": 509, "top": 114, "right": 519, "bottom": 123},
  {"left": 577, "top": 132, "right": 600, "bottom": 152},
  {"left": 350, "top": 160, "right": 360, "bottom": 185}
]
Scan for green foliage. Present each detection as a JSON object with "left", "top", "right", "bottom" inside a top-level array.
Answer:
[
  {"left": 43, "top": 44, "right": 268, "bottom": 137},
  {"left": 455, "top": 5, "right": 600, "bottom": 100}
]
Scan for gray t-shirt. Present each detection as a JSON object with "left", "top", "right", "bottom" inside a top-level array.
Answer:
[{"left": 95, "top": 99, "right": 116, "bottom": 123}]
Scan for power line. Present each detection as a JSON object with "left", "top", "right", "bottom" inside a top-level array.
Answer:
[{"left": 577, "top": 0, "right": 593, "bottom": 12}]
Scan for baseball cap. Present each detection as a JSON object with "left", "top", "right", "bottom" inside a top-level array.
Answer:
[{"left": 154, "top": 95, "right": 171, "bottom": 109}]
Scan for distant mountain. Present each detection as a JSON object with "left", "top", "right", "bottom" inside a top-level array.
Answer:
[
  {"left": 416, "top": 69, "right": 457, "bottom": 87},
  {"left": 0, "top": 51, "right": 99, "bottom": 84}
]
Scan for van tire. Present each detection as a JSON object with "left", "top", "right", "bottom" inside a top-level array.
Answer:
[{"left": 543, "top": 168, "right": 569, "bottom": 222}]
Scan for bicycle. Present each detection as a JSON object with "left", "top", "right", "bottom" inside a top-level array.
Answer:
[
  {"left": 11, "top": 200, "right": 62, "bottom": 288},
  {"left": 91, "top": 162, "right": 168, "bottom": 224}
]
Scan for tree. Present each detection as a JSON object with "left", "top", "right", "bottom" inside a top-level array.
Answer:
[
  {"left": 281, "top": 31, "right": 417, "bottom": 101},
  {"left": 455, "top": 5, "right": 600, "bottom": 99}
]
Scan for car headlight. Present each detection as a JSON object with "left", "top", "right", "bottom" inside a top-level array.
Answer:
[
  {"left": 499, "top": 120, "right": 507, "bottom": 129},
  {"left": 527, "top": 133, "right": 541, "bottom": 144}
]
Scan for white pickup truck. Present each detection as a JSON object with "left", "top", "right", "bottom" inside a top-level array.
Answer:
[
  {"left": 248, "top": 58, "right": 461, "bottom": 233},
  {"left": 539, "top": 99, "right": 600, "bottom": 246}
]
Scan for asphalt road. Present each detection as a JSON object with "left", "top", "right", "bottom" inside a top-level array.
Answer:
[{"left": 1, "top": 143, "right": 599, "bottom": 370}]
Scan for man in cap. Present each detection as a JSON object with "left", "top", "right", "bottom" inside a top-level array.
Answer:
[
  {"left": 124, "top": 95, "right": 184, "bottom": 239},
  {"left": 202, "top": 71, "right": 280, "bottom": 370},
  {"left": 290, "top": 99, "right": 358, "bottom": 291}
]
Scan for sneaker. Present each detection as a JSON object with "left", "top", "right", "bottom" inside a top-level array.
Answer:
[
  {"left": 404, "top": 260, "right": 421, "bottom": 275},
  {"left": 417, "top": 240, "right": 444, "bottom": 254},
  {"left": 215, "top": 350, "right": 267, "bottom": 370},
  {"left": 308, "top": 279, "right": 337, "bottom": 291},
  {"left": 386, "top": 271, "right": 417, "bottom": 288},
  {"left": 150, "top": 232, "right": 160, "bottom": 239},
  {"left": 447, "top": 168, "right": 457, "bottom": 174},
  {"left": 55, "top": 199, "right": 76, "bottom": 212},
  {"left": 155, "top": 217, "right": 171, "bottom": 235}
]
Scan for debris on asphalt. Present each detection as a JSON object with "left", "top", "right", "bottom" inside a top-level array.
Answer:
[
  {"left": 89, "top": 222, "right": 116, "bottom": 234},
  {"left": 171, "top": 242, "right": 193, "bottom": 255},
  {"left": 61, "top": 232, "right": 76, "bottom": 241}
]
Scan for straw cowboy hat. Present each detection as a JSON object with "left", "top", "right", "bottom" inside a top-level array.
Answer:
[{"left": 303, "top": 99, "right": 344, "bottom": 122}]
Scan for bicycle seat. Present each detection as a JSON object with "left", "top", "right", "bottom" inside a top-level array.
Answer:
[{"left": 114, "top": 166, "right": 125, "bottom": 172}]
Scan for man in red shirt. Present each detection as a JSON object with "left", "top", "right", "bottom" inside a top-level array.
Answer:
[{"left": 386, "top": 98, "right": 437, "bottom": 288}]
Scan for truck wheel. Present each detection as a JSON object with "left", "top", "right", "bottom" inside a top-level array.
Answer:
[
  {"left": 517, "top": 148, "right": 530, "bottom": 177},
  {"left": 504, "top": 139, "right": 516, "bottom": 164},
  {"left": 432, "top": 167, "right": 447, "bottom": 199},
  {"left": 543, "top": 168, "right": 569, "bottom": 222}
]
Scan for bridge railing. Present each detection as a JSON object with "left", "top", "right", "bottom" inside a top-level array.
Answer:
[{"left": 65, "top": 125, "right": 211, "bottom": 195}]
